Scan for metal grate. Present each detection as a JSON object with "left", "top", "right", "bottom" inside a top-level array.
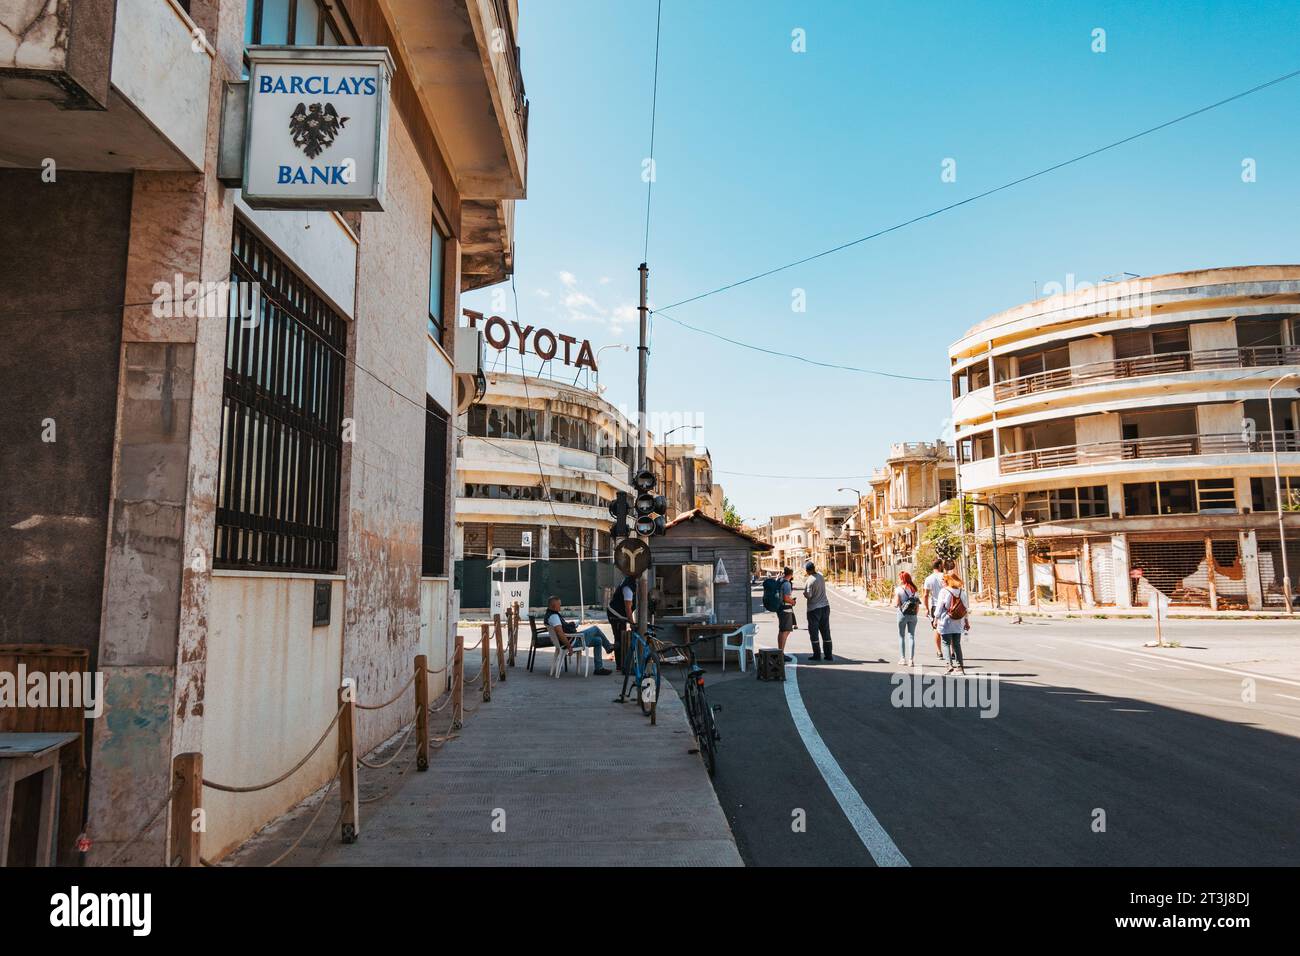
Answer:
[
  {"left": 1256, "top": 533, "right": 1300, "bottom": 607},
  {"left": 214, "top": 217, "right": 347, "bottom": 572},
  {"left": 1128, "top": 536, "right": 1242, "bottom": 607}
]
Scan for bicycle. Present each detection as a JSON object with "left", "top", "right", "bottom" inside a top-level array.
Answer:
[
  {"left": 616, "top": 624, "right": 662, "bottom": 721},
  {"left": 656, "top": 634, "right": 721, "bottom": 777}
]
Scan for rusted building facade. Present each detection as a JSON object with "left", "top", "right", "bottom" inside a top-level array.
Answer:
[
  {"left": 950, "top": 266, "right": 1300, "bottom": 611},
  {"left": 1, "top": 0, "right": 526, "bottom": 861}
]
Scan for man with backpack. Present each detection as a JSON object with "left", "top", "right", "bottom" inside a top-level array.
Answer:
[
  {"left": 935, "top": 570, "right": 971, "bottom": 675},
  {"left": 763, "top": 567, "right": 798, "bottom": 662}
]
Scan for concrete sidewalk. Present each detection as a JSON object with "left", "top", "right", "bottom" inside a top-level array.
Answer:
[{"left": 225, "top": 636, "right": 742, "bottom": 867}]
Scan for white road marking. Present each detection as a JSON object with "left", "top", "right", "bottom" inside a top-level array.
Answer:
[
  {"left": 1277, "top": 693, "right": 1300, "bottom": 703},
  {"left": 783, "top": 660, "right": 909, "bottom": 867}
]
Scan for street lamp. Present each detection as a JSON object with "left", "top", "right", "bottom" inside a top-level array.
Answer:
[
  {"left": 661, "top": 424, "right": 702, "bottom": 442},
  {"left": 1267, "top": 372, "right": 1299, "bottom": 614},
  {"left": 593, "top": 343, "right": 629, "bottom": 392},
  {"left": 838, "top": 486, "right": 867, "bottom": 592}
]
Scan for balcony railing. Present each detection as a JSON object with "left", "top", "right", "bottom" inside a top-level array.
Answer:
[
  {"left": 488, "top": 0, "right": 529, "bottom": 150},
  {"left": 999, "top": 431, "right": 1300, "bottom": 474},
  {"left": 993, "top": 345, "right": 1300, "bottom": 401}
]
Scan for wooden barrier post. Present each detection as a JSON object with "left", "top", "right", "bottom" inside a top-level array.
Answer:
[
  {"left": 452, "top": 636, "right": 465, "bottom": 729},
  {"left": 493, "top": 614, "right": 507, "bottom": 682},
  {"left": 480, "top": 623, "right": 492, "bottom": 702},
  {"left": 415, "top": 654, "right": 429, "bottom": 772},
  {"left": 338, "top": 681, "right": 359, "bottom": 843},
  {"left": 508, "top": 602, "right": 520, "bottom": 666},
  {"left": 170, "top": 752, "right": 202, "bottom": 867}
]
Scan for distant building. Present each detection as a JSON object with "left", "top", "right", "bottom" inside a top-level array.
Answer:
[
  {"left": 868, "top": 442, "right": 958, "bottom": 578},
  {"left": 455, "top": 372, "right": 635, "bottom": 610},
  {"left": 660, "top": 444, "right": 721, "bottom": 519},
  {"left": 950, "top": 265, "right": 1300, "bottom": 610}
]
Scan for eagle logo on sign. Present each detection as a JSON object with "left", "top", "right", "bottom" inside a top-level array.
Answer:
[{"left": 289, "top": 102, "right": 348, "bottom": 159}]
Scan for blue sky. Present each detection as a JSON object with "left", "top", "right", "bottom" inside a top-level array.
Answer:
[{"left": 464, "top": 0, "right": 1300, "bottom": 522}]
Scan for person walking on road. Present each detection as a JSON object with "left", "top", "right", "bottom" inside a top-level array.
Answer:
[
  {"left": 803, "top": 561, "right": 833, "bottom": 663},
  {"left": 922, "top": 559, "right": 945, "bottom": 661},
  {"left": 777, "top": 567, "right": 797, "bottom": 663},
  {"left": 893, "top": 571, "right": 921, "bottom": 666},
  {"left": 935, "top": 570, "right": 971, "bottom": 675}
]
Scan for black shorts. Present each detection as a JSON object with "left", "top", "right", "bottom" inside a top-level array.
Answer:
[{"left": 778, "top": 609, "right": 796, "bottom": 631}]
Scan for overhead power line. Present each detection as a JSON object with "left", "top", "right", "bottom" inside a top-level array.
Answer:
[
  {"left": 653, "top": 307, "right": 948, "bottom": 381},
  {"left": 642, "top": 0, "right": 664, "bottom": 263},
  {"left": 655, "top": 66, "right": 1300, "bottom": 314}
]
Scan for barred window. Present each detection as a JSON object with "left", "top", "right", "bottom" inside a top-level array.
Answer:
[
  {"left": 215, "top": 217, "right": 347, "bottom": 571},
  {"left": 422, "top": 399, "right": 450, "bottom": 576}
]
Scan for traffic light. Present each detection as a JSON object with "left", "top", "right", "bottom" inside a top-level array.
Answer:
[
  {"left": 631, "top": 469, "right": 668, "bottom": 536},
  {"left": 608, "top": 491, "right": 630, "bottom": 538}
]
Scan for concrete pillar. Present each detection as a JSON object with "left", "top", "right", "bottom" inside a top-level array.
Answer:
[
  {"left": 1081, "top": 538, "right": 1097, "bottom": 607},
  {"left": 1015, "top": 538, "right": 1031, "bottom": 607},
  {"left": 1241, "top": 529, "right": 1263, "bottom": 610},
  {"left": 1111, "top": 533, "right": 1133, "bottom": 608},
  {"left": 1107, "top": 481, "right": 1125, "bottom": 519},
  {"left": 539, "top": 525, "right": 551, "bottom": 560}
]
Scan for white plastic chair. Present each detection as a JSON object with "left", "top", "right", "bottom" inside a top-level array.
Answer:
[
  {"left": 720, "top": 623, "right": 757, "bottom": 672},
  {"left": 550, "top": 632, "right": 590, "bottom": 678}
]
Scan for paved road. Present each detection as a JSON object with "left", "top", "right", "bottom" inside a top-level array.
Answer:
[{"left": 695, "top": 586, "right": 1300, "bottom": 866}]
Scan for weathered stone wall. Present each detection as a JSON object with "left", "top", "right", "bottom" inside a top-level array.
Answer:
[
  {"left": 342, "top": 108, "right": 433, "bottom": 751},
  {"left": 0, "top": 169, "right": 132, "bottom": 656}
]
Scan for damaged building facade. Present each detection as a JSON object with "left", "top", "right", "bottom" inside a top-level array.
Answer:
[
  {"left": 0, "top": 0, "right": 526, "bottom": 862},
  {"left": 949, "top": 266, "right": 1300, "bottom": 611}
]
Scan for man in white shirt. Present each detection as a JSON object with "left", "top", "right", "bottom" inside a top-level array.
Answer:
[
  {"left": 921, "top": 560, "right": 946, "bottom": 661},
  {"left": 546, "top": 595, "right": 615, "bottom": 675}
]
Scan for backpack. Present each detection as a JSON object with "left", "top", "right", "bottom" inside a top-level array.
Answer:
[
  {"left": 946, "top": 588, "right": 968, "bottom": 620},
  {"left": 762, "top": 577, "right": 784, "bottom": 613},
  {"left": 899, "top": 587, "right": 920, "bottom": 616}
]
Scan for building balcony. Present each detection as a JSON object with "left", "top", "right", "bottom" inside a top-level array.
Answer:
[
  {"left": 1, "top": 0, "right": 212, "bottom": 171},
  {"left": 999, "top": 431, "right": 1300, "bottom": 475},
  {"left": 887, "top": 441, "right": 953, "bottom": 462},
  {"left": 384, "top": 0, "right": 527, "bottom": 200},
  {"left": 992, "top": 346, "right": 1300, "bottom": 403}
]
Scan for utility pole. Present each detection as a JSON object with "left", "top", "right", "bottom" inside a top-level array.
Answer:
[{"left": 636, "top": 262, "right": 651, "bottom": 629}]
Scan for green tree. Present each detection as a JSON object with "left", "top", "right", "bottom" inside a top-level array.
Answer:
[
  {"left": 722, "top": 497, "right": 742, "bottom": 528},
  {"left": 914, "top": 504, "right": 972, "bottom": 575}
]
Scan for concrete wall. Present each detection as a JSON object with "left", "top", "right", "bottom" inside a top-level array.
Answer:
[
  {"left": 1076, "top": 412, "right": 1120, "bottom": 446},
  {"left": 201, "top": 573, "right": 345, "bottom": 858},
  {"left": 0, "top": 170, "right": 132, "bottom": 654},
  {"left": 1068, "top": 334, "right": 1113, "bottom": 367},
  {"left": 1189, "top": 320, "right": 1237, "bottom": 351},
  {"left": 342, "top": 108, "right": 431, "bottom": 754}
]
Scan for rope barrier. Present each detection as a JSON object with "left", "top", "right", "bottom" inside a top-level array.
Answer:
[
  {"left": 355, "top": 671, "right": 417, "bottom": 711},
  {"left": 429, "top": 692, "right": 454, "bottom": 713},
  {"left": 464, "top": 663, "right": 487, "bottom": 685},
  {"left": 263, "top": 755, "right": 346, "bottom": 868},
  {"left": 357, "top": 722, "right": 416, "bottom": 770},
  {"left": 426, "top": 664, "right": 448, "bottom": 676},
  {"left": 202, "top": 703, "right": 344, "bottom": 793},
  {"left": 465, "top": 636, "right": 485, "bottom": 651},
  {"left": 101, "top": 778, "right": 182, "bottom": 867}
]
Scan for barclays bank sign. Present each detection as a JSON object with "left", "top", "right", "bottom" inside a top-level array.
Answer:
[{"left": 239, "top": 47, "right": 394, "bottom": 211}]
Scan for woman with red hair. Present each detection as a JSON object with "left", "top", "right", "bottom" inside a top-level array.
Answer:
[{"left": 893, "top": 571, "right": 922, "bottom": 666}]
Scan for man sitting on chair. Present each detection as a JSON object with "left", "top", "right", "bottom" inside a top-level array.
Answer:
[{"left": 545, "top": 596, "right": 615, "bottom": 675}]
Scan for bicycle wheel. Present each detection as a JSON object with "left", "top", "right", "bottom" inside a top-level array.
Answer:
[
  {"left": 639, "top": 650, "right": 660, "bottom": 716},
  {"left": 682, "top": 675, "right": 703, "bottom": 735},
  {"left": 695, "top": 685, "right": 717, "bottom": 777}
]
